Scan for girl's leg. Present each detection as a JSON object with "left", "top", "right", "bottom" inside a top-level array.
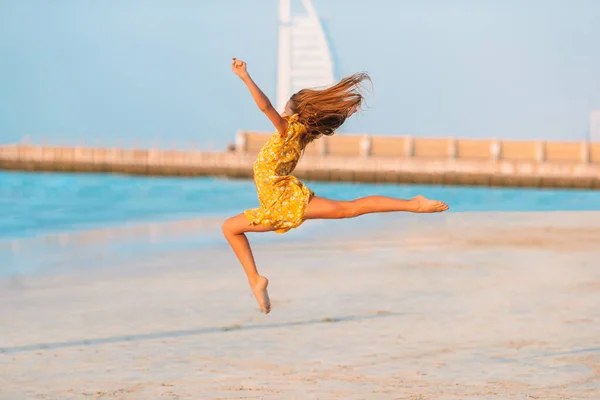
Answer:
[
  {"left": 304, "top": 194, "right": 448, "bottom": 220},
  {"left": 222, "top": 195, "right": 447, "bottom": 314},
  {"left": 221, "top": 214, "right": 275, "bottom": 313}
]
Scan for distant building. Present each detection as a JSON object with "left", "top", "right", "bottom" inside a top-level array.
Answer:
[
  {"left": 591, "top": 110, "right": 600, "bottom": 142},
  {"left": 276, "top": 0, "right": 336, "bottom": 112}
]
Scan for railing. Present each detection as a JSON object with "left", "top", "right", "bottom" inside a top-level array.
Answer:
[
  {"left": 235, "top": 131, "right": 600, "bottom": 164},
  {"left": 1, "top": 132, "right": 599, "bottom": 189}
]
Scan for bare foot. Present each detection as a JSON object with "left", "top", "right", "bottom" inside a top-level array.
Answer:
[
  {"left": 251, "top": 276, "right": 271, "bottom": 314},
  {"left": 412, "top": 195, "right": 449, "bottom": 213}
]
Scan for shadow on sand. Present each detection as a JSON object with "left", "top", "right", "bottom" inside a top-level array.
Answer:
[{"left": 1, "top": 311, "right": 402, "bottom": 354}]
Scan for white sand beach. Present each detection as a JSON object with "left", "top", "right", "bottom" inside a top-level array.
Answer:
[{"left": 1, "top": 211, "right": 600, "bottom": 399}]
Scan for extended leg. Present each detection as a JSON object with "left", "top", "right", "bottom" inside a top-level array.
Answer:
[
  {"left": 304, "top": 194, "right": 448, "bottom": 220},
  {"left": 222, "top": 195, "right": 447, "bottom": 314},
  {"left": 222, "top": 214, "right": 274, "bottom": 314}
]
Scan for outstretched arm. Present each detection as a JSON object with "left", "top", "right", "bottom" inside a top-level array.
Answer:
[{"left": 232, "top": 58, "right": 288, "bottom": 136}]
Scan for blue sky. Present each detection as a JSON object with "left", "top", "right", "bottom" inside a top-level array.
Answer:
[{"left": 1, "top": 0, "right": 599, "bottom": 148}]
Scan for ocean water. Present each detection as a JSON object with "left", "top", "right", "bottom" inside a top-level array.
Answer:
[
  {"left": 2, "top": 170, "right": 600, "bottom": 240},
  {"left": 2, "top": 170, "right": 600, "bottom": 277}
]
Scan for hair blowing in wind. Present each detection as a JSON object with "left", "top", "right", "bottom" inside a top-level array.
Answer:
[{"left": 290, "top": 72, "right": 372, "bottom": 144}]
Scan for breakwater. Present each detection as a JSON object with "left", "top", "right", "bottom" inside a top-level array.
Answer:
[{"left": 1, "top": 132, "right": 599, "bottom": 189}]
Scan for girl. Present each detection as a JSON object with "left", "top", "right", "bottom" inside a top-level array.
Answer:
[{"left": 223, "top": 58, "right": 449, "bottom": 314}]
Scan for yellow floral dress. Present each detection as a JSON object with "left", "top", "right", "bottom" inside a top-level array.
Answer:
[{"left": 244, "top": 114, "right": 314, "bottom": 233}]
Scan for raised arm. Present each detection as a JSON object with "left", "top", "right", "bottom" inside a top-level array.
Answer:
[{"left": 232, "top": 58, "right": 288, "bottom": 136}]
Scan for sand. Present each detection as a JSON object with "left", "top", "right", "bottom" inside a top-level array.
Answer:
[{"left": 1, "top": 211, "right": 600, "bottom": 399}]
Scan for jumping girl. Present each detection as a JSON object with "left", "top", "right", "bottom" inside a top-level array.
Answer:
[{"left": 223, "top": 58, "right": 449, "bottom": 314}]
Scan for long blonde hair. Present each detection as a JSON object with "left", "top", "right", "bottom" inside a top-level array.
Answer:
[{"left": 289, "top": 72, "right": 372, "bottom": 145}]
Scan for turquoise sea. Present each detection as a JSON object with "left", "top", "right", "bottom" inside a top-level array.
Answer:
[
  {"left": 2, "top": 170, "right": 600, "bottom": 277},
  {"left": 3, "top": 171, "right": 600, "bottom": 240}
]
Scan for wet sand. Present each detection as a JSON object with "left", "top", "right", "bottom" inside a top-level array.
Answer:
[{"left": 1, "top": 212, "right": 600, "bottom": 399}]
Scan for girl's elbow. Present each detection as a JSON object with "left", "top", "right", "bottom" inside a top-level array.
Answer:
[{"left": 258, "top": 102, "right": 272, "bottom": 112}]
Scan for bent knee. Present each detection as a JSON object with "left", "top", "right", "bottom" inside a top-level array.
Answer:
[{"left": 221, "top": 217, "right": 237, "bottom": 236}]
